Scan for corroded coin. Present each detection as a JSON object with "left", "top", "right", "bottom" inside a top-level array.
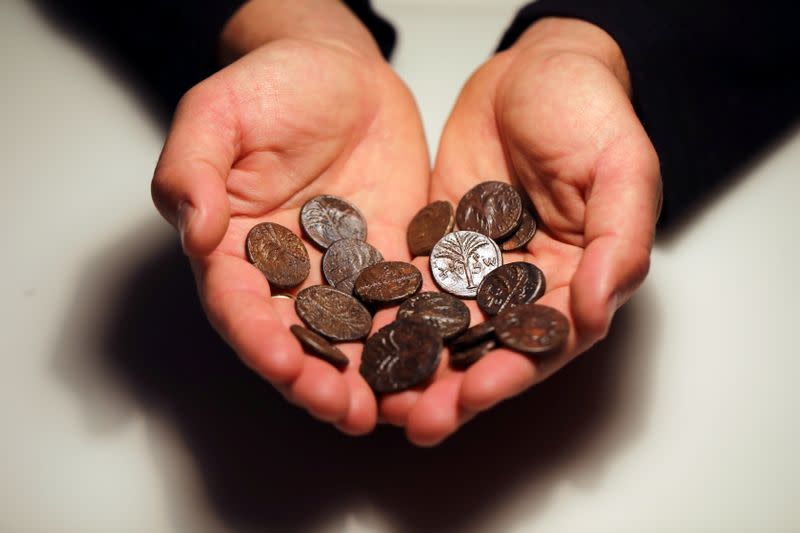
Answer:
[
  {"left": 495, "top": 303, "right": 569, "bottom": 355},
  {"left": 500, "top": 209, "right": 537, "bottom": 251},
  {"left": 245, "top": 222, "right": 310, "bottom": 289},
  {"left": 476, "top": 261, "right": 546, "bottom": 316},
  {"left": 354, "top": 261, "right": 422, "bottom": 304},
  {"left": 290, "top": 325, "right": 349, "bottom": 369},
  {"left": 456, "top": 181, "right": 523, "bottom": 240},
  {"left": 300, "top": 195, "right": 367, "bottom": 249},
  {"left": 322, "top": 238, "right": 383, "bottom": 295},
  {"left": 430, "top": 230, "right": 503, "bottom": 298},
  {"left": 359, "top": 319, "right": 443, "bottom": 394},
  {"left": 295, "top": 285, "right": 372, "bottom": 341},
  {"left": 450, "top": 339, "right": 496, "bottom": 370},
  {"left": 397, "top": 292, "right": 470, "bottom": 340},
  {"left": 448, "top": 320, "right": 496, "bottom": 352},
  {"left": 406, "top": 201, "right": 455, "bottom": 257}
]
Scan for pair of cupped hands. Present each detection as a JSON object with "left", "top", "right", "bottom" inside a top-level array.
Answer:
[{"left": 151, "top": 1, "right": 661, "bottom": 446}]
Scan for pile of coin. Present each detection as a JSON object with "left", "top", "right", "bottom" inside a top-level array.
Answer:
[{"left": 244, "top": 181, "right": 569, "bottom": 395}]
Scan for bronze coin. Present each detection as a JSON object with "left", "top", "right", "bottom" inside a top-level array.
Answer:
[
  {"left": 406, "top": 201, "right": 455, "bottom": 257},
  {"left": 290, "top": 325, "right": 349, "bottom": 369},
  {"left": 359, "top": 319, "right": 443, "bottom": 394},
  {"left": 300, "top": 195, "right": 367, "bottom": 249},
  {"left": 450, "top": 339, "right": 496, "bottom": 370},
  {"left": 397, "top": 291, "right": 470, "bottom": 340},
  {"left": 245, "top": 222, "right": 310, "bottom": 289},
  {"left": 476, "top": 262, "right": 546, "bottom": 316},
  {"left": 448, "top": 320, "right": 496, "bottom": 352},
  {"left": 322, "top": 238, "right": 384, "bottom": 295},
  {"left": 499, "top": 209, "right": 537, "bottom": 251},
  {"left": 295, "top": 285, "right": 372, "bottom": 341},
  {"left": 455, "top": 181, "right": 523, "bottom": 240},
  {"left": 430, "top": 230, "right": 503, "bottom": 298},
  {"left": 354, "top": 261, "right": 422, "bottom": 305},
  {"left": 495, "top": 303, "right": 569, "bottom": 355}
]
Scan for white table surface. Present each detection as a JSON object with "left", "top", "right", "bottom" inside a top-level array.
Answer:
[{"left": 1, "top": 0, "right": 799, "bottom": 531}]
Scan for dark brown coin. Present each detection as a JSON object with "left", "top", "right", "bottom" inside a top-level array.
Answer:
[
  {"left": 476, "top": 262, "right": 546, "bottom": 316},
  {"left": 295, "top": 285, "right": 372, "bottom": 341},
  {"left": 456, "top": 181, "right": 523, "bottom": 240},
  {"left": 406, "top": 201, "right": 455, "bottom": 257},
  {"left": 450, "top": 339, "right": 496, "bottom": 370},
  {"left": 290, "top": 325, "right": 349, "bottom": 369},
  {"left": 359, "top": 319, "right": 443, "bottom": 394},
  {"left": 245, "top": 222, "right": 310, "bottom": 289},
  {"left": 448, "top": 320, "right": 496, "bottom": 352},
  {"left": 500, "top": 209, "right": 537, "bottom": 251},
  {"left": 353, "top": 261, "right": 422, "bottom": 305},
  {"left": 322, "top": 238, "right": 383, "bottom": 295},
  {"left": 300, "top": 195, "right": 367, "bottom": 249},
  {"left": 397, "top": 292, "right": 470, "bottom": 340},
  {"left": 495, "top": 303, "right": 569, "bottom": 355}
]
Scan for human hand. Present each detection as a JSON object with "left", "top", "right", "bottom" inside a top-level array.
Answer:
[
  {"left": 151, "top": 0, "right": 429, "bottom": 435},
  {"left": 381, "top": 17, "right": 661, "bottom": 445}
]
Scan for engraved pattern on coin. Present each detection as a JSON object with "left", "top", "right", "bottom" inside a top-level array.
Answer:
[
  {"left": 359, "top": 319, "right": 442, "bottom": 394},
  {"left": 354, "top": 261, "right": 422, "bottom": 304},
  {"left": 290, "top": 325, "right": 349, "bottom": 369},
  {"left": 300, "top": 195, "right": 367, "bottom": 249},
  {"left": 397, "top": 292, "right": 470, "bottom": 340},
  {"left": 450, "top": 339, "right": 496, "bottom": 370},
  {"left": 246, "top": 222, "right": 310, "bottom": 289},
  {"left": 455, "top": 181, "right": 523, "bottom": 240},
  {"left": 448, "top": 320, "right": 496, "bottom": 352},
  {"left": 406, "top": 201, "right": 455, "bottom": 257},
  {"left": 322, "top": 238, "right": 383, "bottom": 295},
  {"left": 495, "top": 303, "right": 569, "bottom": 355},
  {"left": 295, "top": 285, "right": 372, "bottom": 341},
  {"left": 500, "top": 209, "right": 537, "bottom": 251},
  {"left": 430, "top": 230, "right": 503, "bottom": 298},
  {"left": 476, "top": 262, "right": 546, "bottom": 316}
]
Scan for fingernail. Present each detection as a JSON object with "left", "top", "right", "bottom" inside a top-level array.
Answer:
[{"left": 177, "top": 201, "right": 196, "bottom": 251}]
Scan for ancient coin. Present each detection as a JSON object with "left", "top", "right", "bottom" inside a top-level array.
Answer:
[
  {"left": 476, "top": 262, "right": 546, "bottom": 316},
  {"left": 455, "top": 181, "right": 523, "bottom": 240},
  {"left": 295, "top": 285, "right": 372, "bottom": 341},
  {"left": 430, "top": 230, "right": 503, "bottom": 298},
  {"left": 495, "top": 303, "right": 569, "bottom": 355},
  {"left": 289, "top": 325, "right": 349, "bottom": 369},
  {"left": 499, "top": 209, "right": 537, "bottom": 251},
  {"left": 245, "top": 222, "right": 310, "bottom": 289},
  {"left": 354, "top": 261, "right": 422, "bottom": 305},
  {"left": 406, "top": 201, "right": 455, "bottom": 257},
  {"left": 450, "top": 339, "right": 496, "bottom": 370},
  {"left": 322, "top": 238, "right": 383, "bottom": 295},
  {"left": 397, "top": 292, "right": 470, "bottom": 340},
  {"left": 359, "top": 319, "right": 443, "bottom": 394},
  {"left": 300, "top": 195, "right": 367, "bottom": 249},
  {"left": 448, "top": 320, "right": 496, "bottom": 352}
]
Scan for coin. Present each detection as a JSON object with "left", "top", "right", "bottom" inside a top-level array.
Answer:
[
  {"left": 359, "top": 319, "right": 443, "bottom": 394},
  {"left": 353, "top": 261, "right": 422, "bottom": 305},
  {"left": 300, "top": 195, "right": 367, "bottom": 249},
  {"left": 322, "top": 238, "right": 383, "bottom": 295},
  {"left": 295, "top": 285, "right": 372, "bottom": 341},
  {"left": 448, "top": 320, "right": 496, "bottom": 352},
  {"left": 476, "top": 262, "right": 546, "bottom": 316},
  {"left": 430, "top": 230, "right": 503, "bottom": 298},
  {"left": 494, "top": 303, "right": 569, "bottom": 355},
  {"left": 397, "top": 292, "right": 470, "bottom": 340},
  {"left": 406, "top": 201, "right": 455, "bottom": 257},
  {"left": 499, "top": 208, "right": 537, "bottom": 251},
  {"left": 455, "top": 181, "right": 523, "bottom": 240},
  {"left": 450, "top": 339, "right": 496, "bottom": 370},
  {"left": 245, "top": 222, "right": 310, "bottom": 289},
  {"left": 289, "top": 325, "right": 349, "bottom": 369}
]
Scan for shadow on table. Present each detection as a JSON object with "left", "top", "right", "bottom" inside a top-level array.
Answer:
[{"left": 55, "top": 223, "right": 660, "bottom": 533}]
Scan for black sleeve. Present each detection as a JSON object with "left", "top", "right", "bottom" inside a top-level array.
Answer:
[{"left": 498, "top": 1, "right": 800, "bottom": 228}]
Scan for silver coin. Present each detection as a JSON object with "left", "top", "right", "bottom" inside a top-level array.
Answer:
[
  {"left": 429, "top": 230, "right": 503, "bottom": 298},
  {"left": 300, "top": 195, "right": 367, "bottom": 249},
  {"left": 322, "top": 238, "right": 384, "bottom": 295}
]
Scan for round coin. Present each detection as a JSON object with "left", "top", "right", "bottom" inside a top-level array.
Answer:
[
  {"left": 495, "top": 303, "right": 569, "bottom": 355},
  {"left": 245, "top": 222, "right": 310, "bottom": 289},
  {"left": 450, "top": 339, "right": 496, "bottom": 370},
  {"left": 406, "top": 200, "right": 455, "bottom": 257},
  {"left": 476, "top": 262, "right": 546, "bottom": 316},
  {"left": 359, "top": 319, "right": 443, "bottom": 394},
  {"left": 448, "top": 320, "right": 496, "bottom": 352},
  {"left": 430, "top": 230, "right": 503, "bottom": 298},
  {"left": 455, "top": 181, "right": 523, "bottom": 240},
  {"left": 397, "top": 292, "right": 470, "bottom": 340},
  {"left": 290, "top": 325, "right": 349, "bottom": 369},
  {"left": 295, "top": 285, "right": 372, "bottom": 341},
  {"left": 354, "top": 261, "right": 422, "bottom": 305},
  {"left": 499, "top": 209, "right": 537, "bottom": 251},
  {"left": 322, "top": 238, "right": 383, "bottom": 295},
  {"left": 300, "top": 195, "right": 367, "bottom": 249}
]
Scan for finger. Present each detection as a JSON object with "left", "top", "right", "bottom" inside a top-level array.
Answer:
[{"left": 405, "top": 370, "right": 469, "bottom": 447}]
